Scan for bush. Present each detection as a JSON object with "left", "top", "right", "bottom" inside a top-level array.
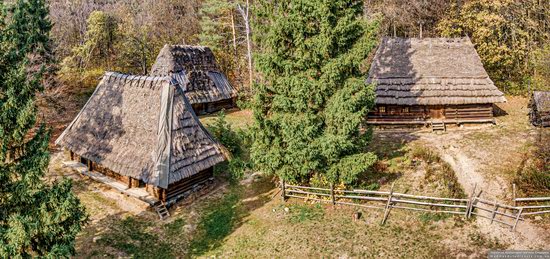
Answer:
[
  {"left": 208, "top": 111, "right": 253, "bottom": 183},
  {"left": 515, "top": 131, "right": 550, "bottom": 195},
  {"left": 409, "top": 146, "right": 440, "bottom": 164},
  {"left": 208, "top": 111, "right": 245, "bottom": 156},
  {"left": 411, "top": 145, "right": 465, "bottom": 198}
]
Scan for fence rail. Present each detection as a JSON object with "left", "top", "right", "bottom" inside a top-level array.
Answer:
[
  {"left": 512, "top": 184, "right": 550, "bottom": 216},
  {"left": 282, "top": 182, "right": 550, "bottom": 231}
]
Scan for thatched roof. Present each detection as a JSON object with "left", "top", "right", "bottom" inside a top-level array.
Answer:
[
  {"left": 532, "top": 91, "right": 550, "bottom": 113},
  {"left": 150, "top": 45, "right": 237, "bottom": 104},
  {"left": 55, "top": 72, "right": 227, "bottom": 188},
  {"left": 366, "top": 37, "right": 506, "bottom": 106}
]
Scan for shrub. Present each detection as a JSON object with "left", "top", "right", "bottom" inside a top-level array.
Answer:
[
  {"left": 409, "top": 146, "right": 440, "bottom": 164},
  {"left": 208, "top": 111, "right": 253, "bottom": 183},
  {"left": 208, "top": 111, "right": 243, "bottom": 155},
  {"left": 515, "top": 131, "right": 550, "bottom": 195}
]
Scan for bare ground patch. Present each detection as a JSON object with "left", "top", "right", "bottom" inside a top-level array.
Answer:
[{"left": 373, "top": 96, "right": 550, "bottom": 250}]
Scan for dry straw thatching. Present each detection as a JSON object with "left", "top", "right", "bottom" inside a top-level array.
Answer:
[
  {"left": 55, "top": 72, "right": 226, "bottom": 188},
  {"left": 367, "top": 37, "right": 506, "bottom": 106},
  {"left": 150, "top": 45, "right": 237, "bottom": 105}
]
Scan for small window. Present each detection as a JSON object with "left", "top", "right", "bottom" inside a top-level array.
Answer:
[
  {"left": 379, "top": 106, "right": 386, "bottom": 113},
  {"left": 403, "top": 107, "right": 410, "bottom": 113}
]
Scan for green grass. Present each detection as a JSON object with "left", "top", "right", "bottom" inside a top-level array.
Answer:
[
  {"left": 189, "top": 190, "right": 243, "bottom": 256},
  {"left": 98, "top": 216, "right": 173, "bottom": 258},
  {"left": 418, "top": 212, "right": 451, "bottom": 223},
  {"left": 287, "top": 203, "right": 325, "bottom": 223},
  {"left": 200, "top": 109, "right": 253, "bottom": 129},
  {"left": 163, "top": 218, "right": 186, "bottom": 238}
]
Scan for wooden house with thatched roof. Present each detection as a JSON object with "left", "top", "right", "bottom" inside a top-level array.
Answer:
[
  {"left": 56, "top": 72, "right": 227, "bottom": 205},
  {"left": 366, "top": 37, "right": 506, "bottom": 129},
  {"left": 150, "top": 45, "right": 238, "bottom": 114},
  {"left": 529, "top": 91, "right": 550, "bottom": 127}
]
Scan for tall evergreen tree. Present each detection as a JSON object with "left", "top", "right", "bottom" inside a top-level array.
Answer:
[
  {"left": 0, "top": 0, "right": 88, "bottom": 257},
  {"left": 252, "top": 0, "right": 379, "bottom": 185}
]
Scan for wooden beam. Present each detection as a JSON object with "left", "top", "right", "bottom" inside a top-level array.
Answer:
[
  {"left": 330, "top": 183, "right": 335, "bottom": 205},
  {"left": 381, "top": 183, "right": 395, "bottom": 225},
  {"left": 281, "top": 180, "right": 286, "bottom": 202}
]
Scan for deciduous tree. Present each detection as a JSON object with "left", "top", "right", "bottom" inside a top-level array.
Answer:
[{"left": 437, "top": 0, "right": 550, "bottom": 93}]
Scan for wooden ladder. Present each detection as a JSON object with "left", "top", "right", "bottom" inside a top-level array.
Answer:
[
  {"left": 431, "top": 120, "right": 446, "bottom": 132},
  {"left": 153, "top": 202, "right": 170, "bottom": 220}
]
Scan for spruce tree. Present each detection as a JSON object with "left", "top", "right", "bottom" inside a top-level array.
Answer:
[
  {"left": 252, "top": 0, "right": 379, "bottom": 185},
  {"left": 0, "top": 0, "right": 88, "bottom": 257}
]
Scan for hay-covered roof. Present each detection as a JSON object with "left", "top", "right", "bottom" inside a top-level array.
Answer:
[
  {"left": 55, "top": 72, "right": 226, "bottom": 188},
  {"left": 366, "top": 37, "right": 506, "bottom": 106},
  {"left": 532, "top": 91, "right": 550, "bottom": 113},
  {"left": 150, "top": 45, "right": 237, "bottom": 104}
]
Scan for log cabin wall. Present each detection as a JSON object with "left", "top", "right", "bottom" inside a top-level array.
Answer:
[
  {"left": 444, "top": 104, "right": 494, "bottom": 123},
  {"left": 192, "top": 98, "right": 236, "bottom": 115},
  {"left": 67, "top": 151, "right": 216, "bottom": 203},
  {"left": 68, "top": 150, "right": 140, "bottom": 188},
  {"left": 368, "top": 105, "right": 428, "bottom": 124},
  {"left": 206, "top": 98, "right": 236, "bottom": 114},
  {"left": 144, "top": 167, "right": 213, "bottom": 203},
  {"left": 367, "top": 104, "right": 494, "bottom": 125},
  {"left": 164, "top": 167, "right": 214, "bottom": 202}
]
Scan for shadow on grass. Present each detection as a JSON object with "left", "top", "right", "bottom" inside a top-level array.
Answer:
[
  {"left": 493, "top": 104, "right": 509, "bottom": 117},
  {"left": 75, "top": 211, "right": 173, "bottom": 259},
  {"left": 187, "top": 176, "right": 275, "bottom": 257}
]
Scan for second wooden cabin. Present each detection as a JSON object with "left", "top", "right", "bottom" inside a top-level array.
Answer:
[
  {"left": 150, "top": 45, "right": 238, "bottom": 114},
  {"left": 366, "top": 37, "right": 506, "bottom": 128}
]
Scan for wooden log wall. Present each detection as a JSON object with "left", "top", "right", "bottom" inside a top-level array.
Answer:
[
  {"left": 206, "top": 98, "right": 236, "bottom": 114},
  {"left": 165, "top": 167, "right": 214, "bottom": 201},
  {"left": 367, "top": 105, "right": 427, "bottom": 123},
  {"left": 67, "top": 150, "right": 216, "bottom": 204},
  {"left": 367, "top": 104, "right": 495, "bottom": 124},
  {"left": 69, "top": 150, "right": 140, "bottom": 188},
  {"left": 444, "top": 104, "right": 493, "bottom": 122},
  {"left": 192, "top": 98, "right": 236, "bottom": 115}
]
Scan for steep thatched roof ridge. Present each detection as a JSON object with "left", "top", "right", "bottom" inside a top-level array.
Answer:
[
  {"left": 150, "top": 44, "right": 237, "bottom": 104},
  {"left": 55, "top": 72, "right": 226, "bottom": 188},
  {"left": 532, "top": 91, "right": 550, "bottom": 113},
  {"left": 367, "top": 37, "right": 506, "bottom": 105}
]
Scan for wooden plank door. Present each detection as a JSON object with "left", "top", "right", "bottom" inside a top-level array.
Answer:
[{"left": 429, "top": 106, "right": 444, "bottom": 119}]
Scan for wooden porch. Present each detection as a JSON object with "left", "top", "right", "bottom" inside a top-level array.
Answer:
[{"left": 62, "top": 160, "right": 159, "bottom": 206}]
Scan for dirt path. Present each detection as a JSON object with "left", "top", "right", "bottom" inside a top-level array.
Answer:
[{"left": 415, "top": 129, "right": 549, "bottom": 250}]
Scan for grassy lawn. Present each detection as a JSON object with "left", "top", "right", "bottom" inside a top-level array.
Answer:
[
  {"left": 46, "top": 103, "right": 549, "bottom": 258},
  {"left": 199, "top": 109, "right": 253, "bottom": 129}
]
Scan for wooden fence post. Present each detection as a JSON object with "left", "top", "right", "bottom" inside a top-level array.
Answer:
[
  {"left": 512, "top": 208, "right": 523, "bottom": 232},
  {"left": 466, "top": 184, "right": 477, "bottom": 218},
  {"left": 381, "top": 183, "right": 395, "bottom": 225},
  {"left": 281, "top": 180, "right": 286, "bottom": 202},
  {"left": 513, "top": 184, "right": 517, "bottom": 207},
  {"left": 490, "top": 200, "right": 499, "bottom": 224},
  {"left": 330, "top": 183, "right": 335, "bottom": 205},
  {"left": 468, "top": 188, "right": 482, "bottom": 219}
]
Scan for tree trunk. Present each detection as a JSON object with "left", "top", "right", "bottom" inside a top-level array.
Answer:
[
  {"left": 230, "top": 9, "right": 241, "bottom": 89},
  {"left": 238, "top": 0, "right": 253, "bottom": 90}
]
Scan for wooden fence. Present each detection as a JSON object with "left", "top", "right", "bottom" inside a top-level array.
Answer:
[
  {"left": 513, "top": 184, "right": 550, "bottom": 216},
  {"left": 281, "top": 182, "right": 550, "bottom": 231}
]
